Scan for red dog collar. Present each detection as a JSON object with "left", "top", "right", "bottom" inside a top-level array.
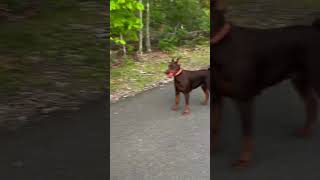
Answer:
[
  {"left": 167, "top": 69, "right": 183, "bottom": 78},
  {"left": 174, "top": 69, "right": 183, "bottom": 77}
]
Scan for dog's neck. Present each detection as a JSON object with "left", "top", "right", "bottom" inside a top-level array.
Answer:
[
  {"left": 173, "top": 69, "right": 183, "bottom": 77},
  {"left": 211, "top": 10, "right": 231, "bottom": 44},
  {"left": 211, "top": 23, "right": 231, "bottom": 44}
]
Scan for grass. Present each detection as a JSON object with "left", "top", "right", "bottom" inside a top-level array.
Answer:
[
  {"left": 228, "top": 0, "right": 320, "bottom": 9},
  {"left": 110, "top": 43, "right": 210, "bottom": 100},
  {"left": 0, "top": 0, "right": 106, "bottom": 98},
  {"left": 111, "top": 59, "right": 168, "bottom": 93}
]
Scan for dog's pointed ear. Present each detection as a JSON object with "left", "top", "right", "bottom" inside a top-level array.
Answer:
[{"left": 175, "top": 58, "right": 180, "bottom": 64}]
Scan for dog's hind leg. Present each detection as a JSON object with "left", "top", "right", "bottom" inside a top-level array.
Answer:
[
  {"left": 291, "top": 76, "right": 318, "bottom": 137},
  {"left": 201, "top": 85, "right": 209, "bottom": 105},
  {"left": 232, "top": 98, "right": 254, "bottom": 168}
]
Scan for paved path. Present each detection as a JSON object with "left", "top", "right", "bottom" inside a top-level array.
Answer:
[
  {"left": 214, "top": 81, "right": 320, "bottom": 179},
  {"left": 111, "top": 81, "right": 320, "bottom": 180},
  {"left": 110, "top": 84, "right": 210, "bottom": 180},
  {"left": 0, "top": 98, "right": 108, "bottom": 180},
  {"left": 0, "top": 81, "right": 319, "bottom": 179}
]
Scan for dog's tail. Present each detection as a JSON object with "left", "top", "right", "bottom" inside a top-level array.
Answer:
[{"left": 312, "top": 19, "right": 320, "bottom": 30}]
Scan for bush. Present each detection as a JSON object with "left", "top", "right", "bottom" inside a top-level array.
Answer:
[
  {"left": 158, "top": 35, "right": 178, "bottom": 51},
  {"left": 158, "top": 27, "right": 206, "bottom": 51},
  {"left": 184, "top": 36, "right": 208, "bottom": 47},
  {"left": 175, "top": 28, "right": 188, "bottom": 45}
]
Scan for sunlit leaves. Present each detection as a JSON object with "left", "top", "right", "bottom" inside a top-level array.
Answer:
[
  {"left": 110, "top": 37, "right": 126, "bottom": 45},
  {"left": 110, "top": 0, "right": 144, "bottom": 45}
]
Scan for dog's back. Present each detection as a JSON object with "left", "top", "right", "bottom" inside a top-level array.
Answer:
[
  {"left": 182, "top": 69, "right": 210, "bottom": 90},
  {"left": 213, "top": 19, "right": 320, "bottom": 98}
]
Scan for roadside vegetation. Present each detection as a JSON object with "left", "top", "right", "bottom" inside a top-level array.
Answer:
[
  {"left": 0, "top": 0, "right": 106, "bottom": 127},
  {"left": 110, "top": 0, "right": 210, "bottom": 102}
]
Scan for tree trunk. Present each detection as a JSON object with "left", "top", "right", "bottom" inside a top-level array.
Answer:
[
  {"left": 138, "top": 0, "right": 143, "bottom": 55},
  {"left": 145, "top": 0, "right": 152, "bottom": 52},
  {"left": 120, "top": 33, "right": 127, "bottom": 56}
]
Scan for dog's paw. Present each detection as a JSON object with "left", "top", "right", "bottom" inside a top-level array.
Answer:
[
  {"left": 182, "top": 111, "right": 191, "bottom": 116},
  {"left": 294, "top": 128, "right": 312, "bottom": 138},
  {"left": 171, "top": 106, "right": 179, "bottom": 111},
  {"left": 231, "top": 160, "right": 250, "bottom": 169}
]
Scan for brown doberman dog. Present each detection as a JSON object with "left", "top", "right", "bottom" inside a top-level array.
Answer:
[
  {"left": 165, "top": 58, "right": 210, "bottom": 115},
  {"left": 211, "top": 9, "right": 320, "bottom": 168}
]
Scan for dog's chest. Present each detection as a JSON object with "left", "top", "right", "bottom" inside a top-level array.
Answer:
[{"left": 174, "top": 79, "right": 187, "bottom": 91}]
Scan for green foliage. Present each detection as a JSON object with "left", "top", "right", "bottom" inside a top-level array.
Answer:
[
  {"left": 110, "top": 37, "right": 126, "bottom": 45},
  {"left": 110, "top": 0, "right": 144, "bottom": 45},
  {"left": 127, "top": 44, "right": 135, "bottom": 54},
  {"left": 150, "top": 0, "right": 209, "bottom": 31},
  {"left": 158, "top": 28, "right": 189, "bottom": 51},
  {"left": 199, "top": 9, "right": 210, "bottom": 31},
  {"left": 158, "top": 36, "right": 178, "bottom": 52},
  {"left": 151, "top": 0, "right": 209, "bottom": 51},
  {"left": 175, "top": 28, "right": 188, "bottom": 41},
  {"left": 110, "top": 0, "right": 210, "bottom": 55}
]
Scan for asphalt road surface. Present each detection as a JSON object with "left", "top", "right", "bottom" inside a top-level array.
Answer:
[
  {"left": 1, "top": 80, "right": 319, "bottom": 180},
  {"left": 0, "top": 97, "right": 108, "bottom": 180},
  {"left": 110, "top": 84, "right": 210, "bottom": 180},
  {"left": 111, "top": 81, "right": 320, "bottom": 180},
  {"left": 214, "top": 81, "right": 320, "bottom": 179}
]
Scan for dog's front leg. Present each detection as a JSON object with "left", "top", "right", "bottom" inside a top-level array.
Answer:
[
  {"left": 211, "top": 97, "right": 223, "bottom": 154},
  {"left": 232, "top": 99, "right": 254, "bottom": 168},
  {"left": 182, "top": 93, "right": 191, "bottom": 115},
  {"left": 171, "top": 91, "right": 180, "bottom": 111}
]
